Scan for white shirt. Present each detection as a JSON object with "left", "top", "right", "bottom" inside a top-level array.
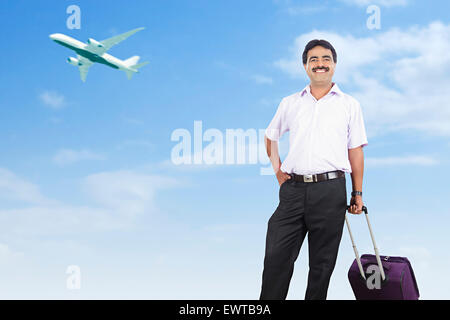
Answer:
[{"left": 265, "top": 83, "right": 368, "bottom": 175}]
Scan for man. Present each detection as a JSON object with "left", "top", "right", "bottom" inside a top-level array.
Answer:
[{"left": 259, "top": 39, "right": 367, "bottom": 300}]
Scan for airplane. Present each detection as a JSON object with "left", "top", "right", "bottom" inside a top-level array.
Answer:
[{"left": 49, "top": 27, "right": 148, "bottom": 82}]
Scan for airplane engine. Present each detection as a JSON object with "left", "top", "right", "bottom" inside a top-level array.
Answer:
[
  {"left": 67, "top": 57, "right": 81, "bottom": 66},
  {"left": 87, "top": 38, "right": 104, "bottom": 48}
]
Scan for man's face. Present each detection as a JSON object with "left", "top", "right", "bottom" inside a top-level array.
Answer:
[{"left": 303, "top": 45, "right": 336, "bottom": 85}]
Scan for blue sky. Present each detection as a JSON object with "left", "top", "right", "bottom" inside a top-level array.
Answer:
[{"left": 0, "top": 0, "right": 449, "bottom": 299}]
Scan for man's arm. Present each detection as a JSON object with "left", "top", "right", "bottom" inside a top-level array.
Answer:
[
  {"left": 265, "top": 135, "right": 291, "bottom": 186},
  {"left": 348, "top": 146, "right": 365, "bottom": 214}
]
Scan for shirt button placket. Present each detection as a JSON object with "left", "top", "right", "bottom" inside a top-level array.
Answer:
[{"left": 309, "top": 100, "right": 319, "bottom": 173}]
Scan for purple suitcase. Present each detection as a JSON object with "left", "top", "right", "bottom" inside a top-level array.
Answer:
[{"left": 346, "top": 206, "right": 420, "bottom": 300}]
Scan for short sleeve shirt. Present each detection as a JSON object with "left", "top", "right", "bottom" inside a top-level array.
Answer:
[{"left": 265, "top": 83, "right": 368, "bottom": 175}]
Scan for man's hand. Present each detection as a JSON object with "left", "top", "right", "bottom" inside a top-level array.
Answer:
[
  {"left": 276, "top": 170, "right": 291, "bottom": 186},
  {"left": 348, "top": 195, "right": 364, "bottom": 214}
]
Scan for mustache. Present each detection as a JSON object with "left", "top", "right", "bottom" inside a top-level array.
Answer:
[{"left": 312, "top": 66, "right": 330, "bottom": 72}]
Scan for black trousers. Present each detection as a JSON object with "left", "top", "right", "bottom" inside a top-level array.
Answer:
[{"left": 259, "top": 175, "right": 347, "bottom": 300}]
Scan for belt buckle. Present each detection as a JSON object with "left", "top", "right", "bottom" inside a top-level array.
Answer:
[{"left": 303, "top": 174, "right": 313, "bottom": 183}]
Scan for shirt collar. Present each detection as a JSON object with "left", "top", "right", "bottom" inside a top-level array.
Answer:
[
  {"left": 330, "top": 83, "right": 343, "bottom": 96},
  {"left": 300, "top": 82, "right": 343, "bottom": 97}
]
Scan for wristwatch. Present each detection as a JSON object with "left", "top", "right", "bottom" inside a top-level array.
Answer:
[{"left": 351, "top": 191, "right": 363, "bottom": 197}]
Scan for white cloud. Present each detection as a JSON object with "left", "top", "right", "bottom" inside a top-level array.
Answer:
[
  {"left": 397, "top": 246, "right": 432, "bottom": 270},
  {"left": 214, "top": 60, "right": 275, "bottom": 86},
  {"left": 0, "top": 168, "right": 179, "bottom": 237},
  {"left": 340, "top": 0, "right": 408, "bottom": 7},
  {"left": 0, "top": 205, "right": 118, "bottom": 236},
  {"left": 250, "top": 74, "right": 274, "bottom": 84},
  {"left": 158, "top": 158, "right": 218, "bottom": 172},
  {"left": 39, "top": 90, "right": 66, "bottom": 109},
  {"left": 82, "top": 170, "right": 179, "bottom": 216},
  {"left": 366, "top": 155, "right": 438, "bottom": 167},
  {"left": 0, "top": 243, "right": 24, "bottom": 263},
  {"left": 274, "top": 21, "right": 450, "bottom": 137},
  {"left": 0, "top": 168, "right": 56, "bottom": 205},
  {"left": 0, "top": 167, "right": 116, "bottom": 235},
  {"left": 115, "top": 139, "right": 153, "bottom": 151},
  {"left": 283, "top": 5, "right": 327, "bottom": 16},
  {"left": 52, "top": 149, "right": 105, "bottom": 166}
]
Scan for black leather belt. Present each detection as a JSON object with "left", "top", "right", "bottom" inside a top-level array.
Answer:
[{"left": 289, "top": 170, "right": 345, "bottom": 183}]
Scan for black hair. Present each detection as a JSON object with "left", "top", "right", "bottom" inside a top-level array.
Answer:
[{"left": 302, "top": 39, "right": 337, "bottom": 65}]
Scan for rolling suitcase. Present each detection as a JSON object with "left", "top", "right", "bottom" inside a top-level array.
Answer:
[{"left": 345, "top": 206, "right": 420, "bottom": 300}]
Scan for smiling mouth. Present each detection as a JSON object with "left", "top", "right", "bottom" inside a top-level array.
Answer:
[{"left": 313, "top": 67, "right": 329, "bottom": 73}]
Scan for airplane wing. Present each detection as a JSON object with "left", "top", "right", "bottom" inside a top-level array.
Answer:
[
  {"left": 77, "top": 55, "right": 93, "bottom": 82},
  {"left": 100, "top": 27, "right": 145, "bottom": 52}
]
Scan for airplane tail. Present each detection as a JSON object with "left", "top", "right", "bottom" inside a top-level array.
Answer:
[
  {"left": 123, "top": 55, "right": 149, "bottom": 79},
  {"left": 124, "top": 55, "right": 140, "bottom": 67}
]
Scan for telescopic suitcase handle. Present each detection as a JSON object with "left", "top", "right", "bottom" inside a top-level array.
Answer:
[{"left": 345, "top": 205, "right": 386, "bottom": 281}]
